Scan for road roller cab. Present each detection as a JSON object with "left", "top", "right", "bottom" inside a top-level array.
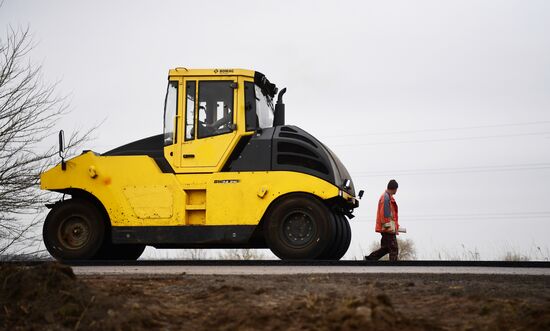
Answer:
[{"left": 40, "top": 68, "right": 360, "bottom": 261}]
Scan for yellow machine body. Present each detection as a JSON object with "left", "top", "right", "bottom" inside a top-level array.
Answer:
[
  {"left": 40, "top": 68, "right": 358, "bottom": 259},
  {"left": 41, "top": 152, "right": 344, "bottom": 227}
]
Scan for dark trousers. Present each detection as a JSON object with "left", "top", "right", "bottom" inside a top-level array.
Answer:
[{"left": 367, "top": 233, "right": 399, "bottom": 261}]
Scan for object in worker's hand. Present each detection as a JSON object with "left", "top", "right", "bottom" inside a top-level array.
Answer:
[
  {"left": 383, "top": 221, "right": 396, "bottom": 233},
  {"left": 398, "top": 227, "right": 407, "bottom": 233}
]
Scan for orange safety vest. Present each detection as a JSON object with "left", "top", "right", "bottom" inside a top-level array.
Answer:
[{"left": 375, "top": 191, "right": 399, "bottom": 234}]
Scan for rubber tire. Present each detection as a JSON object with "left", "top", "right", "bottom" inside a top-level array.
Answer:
[
  {"left": 95, "top": 242, "right": 146, "bottom": 260},
  {"left": 333, "top": 214, "right": 352, "bottom": 260},
  {"left": 320, "top": 214, "right": 351, "bottom": 260},
  {"left": 265, "top": 193, "right": 335, "bottom": 260},
  {"left": 318, "top": 213, "right": 342, "bottom": 260},
  {"left": 111, "top": 244, "right": 145, "bottom": 260},
  {"left": 43, "top": 199, "right": 106, "bottom": 261}
]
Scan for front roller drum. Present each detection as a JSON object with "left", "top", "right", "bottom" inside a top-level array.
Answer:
[{"left": 265, "top": 193, "right": 336, "bottom": 260}]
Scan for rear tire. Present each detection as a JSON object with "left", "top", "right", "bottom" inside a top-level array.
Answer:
[
  {"left": 43, "top": 199, "right": 106, "bottom": 261},
  {"left": 95, "top": 242, "right": 145, "bottom": 260},
  {"left": 112, "top": 244, "right": 145, "bottom": 260},
  {"left": 265, "top": 194, "right": 335, "bottom": 260}
]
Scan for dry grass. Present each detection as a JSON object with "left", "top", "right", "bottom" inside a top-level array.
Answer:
[{"left": 218, "top": 249, "right": 267, "bottom": 260}]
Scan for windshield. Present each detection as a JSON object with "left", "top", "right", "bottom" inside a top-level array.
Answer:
[{"left": 255, "top": 84, "right": 274, "bottom": 128}]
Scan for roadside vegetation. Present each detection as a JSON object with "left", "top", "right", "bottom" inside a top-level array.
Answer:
[
  {"left": 0, "top": 24, "right": 94, "bottom": 260},
  {"left": 143, "top": 248, "right": 270, "bottom": 260},
  {"left": 354, "top": 240, "right": 549, "bottom": 262}
]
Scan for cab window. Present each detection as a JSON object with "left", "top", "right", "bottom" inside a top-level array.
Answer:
[
  {"left": 197, "top": 81, "right": 234, "bottom": 139},
  {"left": 163, "top": 81, "right": 178, "bottom": 146},
  {"left": 244, "top": 81, "right": 274, "bottom": 131},
  {"left": 244, "top": 82, "right": 258, "bottom": 131},
  {"left": 185, "top": 81, "right": 196, "bottom": 141}
]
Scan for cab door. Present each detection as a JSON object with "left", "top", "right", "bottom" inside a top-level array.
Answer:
[
  {"left": 162, "top": 79, "right": 183, "bottom": 169},
  {"left": 178, "top": 77, "right": 239, "bottom": 172}
]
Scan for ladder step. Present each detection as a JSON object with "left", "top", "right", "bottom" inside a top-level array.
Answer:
[{"left": 186, "top": 204, "right": 206, "bottom": 210}]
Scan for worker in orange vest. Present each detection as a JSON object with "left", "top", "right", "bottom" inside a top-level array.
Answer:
[{"left": 366, "top": 179, "right": 400, "bottom": 261}]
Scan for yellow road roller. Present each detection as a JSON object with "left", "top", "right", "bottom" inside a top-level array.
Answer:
[{"left": 40, "top": 68, "right": 361, "bottom": 260}]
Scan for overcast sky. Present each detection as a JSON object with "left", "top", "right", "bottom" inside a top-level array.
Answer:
[{"left": 2, "top": 0, "right": 549, "bottom": 259}]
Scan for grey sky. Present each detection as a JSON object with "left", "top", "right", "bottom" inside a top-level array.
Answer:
[{"left": 2, "top": 0, "right": 549, "bottom": 259}]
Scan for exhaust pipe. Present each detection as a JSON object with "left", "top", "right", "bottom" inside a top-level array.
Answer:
[{"left": 274, "top": 88, "right": 287, "bottom": 126}]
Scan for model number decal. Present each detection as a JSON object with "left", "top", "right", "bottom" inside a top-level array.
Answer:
[{"left": 214, "top": 179, "right": 240, "bottom": 184}]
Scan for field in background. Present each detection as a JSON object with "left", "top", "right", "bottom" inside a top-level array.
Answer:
[{"left": 137, "top": 240, "right": 550, "bottom": 262}]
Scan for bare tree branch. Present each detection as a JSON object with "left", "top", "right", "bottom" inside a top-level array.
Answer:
[{"left": 0, "top": 25, "right": 97, "bottom": 259}]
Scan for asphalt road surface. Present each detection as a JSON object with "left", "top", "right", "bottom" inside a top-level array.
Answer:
[{"left": 73, "top": 265, "right": 550, "bottom": 275}]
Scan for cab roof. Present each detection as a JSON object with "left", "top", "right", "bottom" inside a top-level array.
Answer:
[
  {"left": 168, "top": 68, "right": 278, "bottom": 98},
  {"left": 168, "top": 68, "right": 255, "bottom": 78}
]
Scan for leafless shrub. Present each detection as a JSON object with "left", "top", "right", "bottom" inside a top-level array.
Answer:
[
  {"left": 218, "top": 249, "right": 267, "bottom": 260},
  {"left": 397, "top": 238, "right": 416, "bottom": 260},
  {"left": 176, "top": 249, "right": 209, "bottom": 260},
  {"left": 502, "top": 251, "right": 529, "bottom": 262},
  {"left": 0, "top": 26, "right": 95, "bottom": 258}
]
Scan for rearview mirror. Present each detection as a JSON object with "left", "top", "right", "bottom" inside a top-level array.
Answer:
[
  {"left": 58, "top": 130, "right": 65, "bottom": 156},
  {"left": 58, "top": 130, "right": 66, "bottom": 171}
]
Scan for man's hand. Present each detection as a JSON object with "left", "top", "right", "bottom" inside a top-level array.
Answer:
[{"left": 382, "top": 222, "right": 392, "bottom": 228}]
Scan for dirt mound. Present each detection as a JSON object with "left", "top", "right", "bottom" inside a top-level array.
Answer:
[
  {"left": 0, "top": 263, "right": 90, "bottom": 329},
  {"left": 1, "top": 263, "right": 79, "bottom": 302},
  {"left": 0, "top": 263, "right": 158, "bottom": 331}
]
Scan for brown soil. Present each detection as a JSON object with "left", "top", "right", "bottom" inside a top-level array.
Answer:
[{"left": 1, "top": 263, "right": 549, "bottom": 331}]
